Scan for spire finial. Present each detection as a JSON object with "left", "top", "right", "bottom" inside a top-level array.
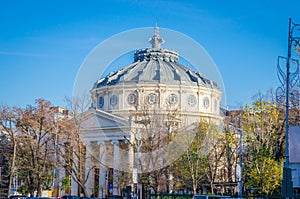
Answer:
[{"left": 149, "top": 25, "right": 165, "bottom": 48}]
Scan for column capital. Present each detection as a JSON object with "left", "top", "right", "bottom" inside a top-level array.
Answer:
[
  {"left": 111, "top": 139, "right": 119, "bottom": 146},
  {"left": 160, "top": 88, "right": 166, "bottom": 93},
  {"left": 83, "top": 141, "right": 91, "bottom": 149},
  {"left": 97, "top": 140, "right": 105, "bottom": 146}
]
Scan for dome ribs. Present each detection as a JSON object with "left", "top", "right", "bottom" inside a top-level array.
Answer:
[
  {"left": 163, "top": 60, "right": 182, "bottom": 83},
  {"left": 136, "top": 60, "right": 153, "bottom": 83},
  {"left": 94, "top": 33, "right": 219, "bottom": 89}
]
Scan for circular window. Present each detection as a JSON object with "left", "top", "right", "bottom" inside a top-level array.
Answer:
[
  {"left": 110, "top": 95, "right": 118, "bottom": 106},
  {"left": 98, "top": 96, "right": 104, "bottom": 108},
  {"left": 127, "top": 93, "right": 137, "bottom": 105},
  {"left": 188, "top": 95, "right": 197, "bottom": 106},
  {"left": 168, "top": 94, "right": 178, "bottom": 105},
  {"left": 147, "top": 93, "right": 158, "bottom": 105},
  {"left": 203, "top": 97, "right": 210, "bottom": 108}
]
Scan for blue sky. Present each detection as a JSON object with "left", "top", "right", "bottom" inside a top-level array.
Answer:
[{"left": 1, "top": 0, "right": 300, "bottom": 109}]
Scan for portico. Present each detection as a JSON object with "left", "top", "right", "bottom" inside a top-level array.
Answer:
[{"left": 76, "top": 108, "right": 133, "bottom": 197}]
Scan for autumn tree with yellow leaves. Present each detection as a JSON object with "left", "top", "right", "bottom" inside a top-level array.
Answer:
[{"left": 242, "top": 101, "right": 284, "bottom": 195}]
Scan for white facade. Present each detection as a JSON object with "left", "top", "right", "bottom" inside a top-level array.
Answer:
[{"left": 75, "top": 27, "right": 224, "bottom": 197}]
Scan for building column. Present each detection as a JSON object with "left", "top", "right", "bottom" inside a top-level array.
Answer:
[
  {"left": 111, "top": 140, "right": 120, "bottom": 195},
  {"left": 71, "top": 158, "right": 78, "bottom": 195},
  {"left": 85, "top": 142, "right": 93, "bottom": 197},
  {"left": 128, "top": 144, "right": 134, "bottom": 191},
  {"left": 129, "top": 145, "right": 134, "bottom": 173},
  {"left": 98, "top": 141, "right": 107, "bottom": 199}
]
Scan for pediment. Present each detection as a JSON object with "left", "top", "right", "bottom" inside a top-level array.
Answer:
[{"left": 80, "top": 108, "right": 129, "bottom": 130}]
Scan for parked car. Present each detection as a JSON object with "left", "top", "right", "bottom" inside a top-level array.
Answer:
[
  {"left": 8, "top": 195, "right": 28, "bottom": 199},
  {"left": 108, "top": 195, "right": 122, "bottom": 199},
  {"left": 193, "top": 195, "right": 231, "bottom": 199},
  {"left": 28, "top": 198, "right": 61, "bottom": 199},
  {"left": 61, "top": 195, "right": 80, "bottom": 199}
]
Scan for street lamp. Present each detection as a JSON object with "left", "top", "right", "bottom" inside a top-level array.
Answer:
[
  {"left": 227, "top": 114, "right": 243, "bottom": 198},
  {"left": 276, "top": 18, "right": 300, "bottom": 198},
  {"left": 237, "top": 119, "right": 242, "bottom": 199},
  {"left": 0, "top": 167, "right": 2, "bottom": 188},
  {"left": 53, "top": 114, "right": 59, "bottom": 197},
  {"left": 124, "top": 130, "right": 142, "bottom": 199}
]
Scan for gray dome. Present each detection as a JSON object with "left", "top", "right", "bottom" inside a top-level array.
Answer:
[{"left": 94, "top": 27, "right": 218, "bottom": 89}]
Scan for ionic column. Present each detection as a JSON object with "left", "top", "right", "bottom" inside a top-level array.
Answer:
[
  {"left": 129, "top": 145, "right": 135, "bottom": 196},
  {"left": 129, "top": 145, "right": 134, "bottom": 173},
  {"left": 85, "top": 142, "right": 93, "bottom": 197},
  {"left": 111, "top": 140, "right": 120, "bottom": 195},
  {"left": 98, "top": 141, "right": 107, "bottom": 198},
  {"left": 71, "top": 150, "right": 78, "bottom": 195}
]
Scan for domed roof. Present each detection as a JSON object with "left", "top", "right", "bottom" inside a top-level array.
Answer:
[{"left": 94, "top": 27, "right": 218, "bottom": 89}]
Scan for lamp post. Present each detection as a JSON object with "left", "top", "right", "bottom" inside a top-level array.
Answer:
[
  {"left": 237, "top": 118, "right": 242, "bottom": 199},
  {"left": 0, "top": 167, "right": 2, "bottom": 188},
  {"left": 276, "top": 18, "right": 300, "bottom": 198},
  {"left": 124, "top": 131, "right": 142, "bottom": 199},
  {"left": 53, "top": 114, "right": 59, "bottom": 197},
  {"left": 227, "top": 114, "right": 243, "bottom": 198},
  {"left": 135, "top": 134, "right": 142, "bottom": 199}
]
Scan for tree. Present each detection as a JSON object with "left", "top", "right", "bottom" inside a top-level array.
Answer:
[
  {"left": 221, "top": 111, "right": 243, "bottom": 195},
  {"left": 202, "top": 123, "right": 227, "bottom": 194},
  {"left": 0, "top": 96, "right": 100, "bottom": 197},
  {"left": 55, "top": 95, "right": 92, "bottom": 197},
  {"left": 126, "top": 102, "right": 182, "bottom": 194},
  {"left": 171, "top": 121, "right": 226, "bottom": 194},
  {"left": 220, "top": 130, "right": 239, "bottom": 194},
  {"left": 171, "top": 121, "right": 208, "bottom": 193},
  {"left": 242, "top": 101, "right": 284, "bottom": 195},
  {"left": 14, "top": 99, "right": 57, "bottom": 196},
  {"left": 0, "top": 105, "right": 17, "bottom": 198}
]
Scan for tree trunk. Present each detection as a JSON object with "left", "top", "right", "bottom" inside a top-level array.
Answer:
[
  {"left": 29, "top": 174, "right": 35, "bottom": 196},
  {"left": 193, "top": 182, "right": 197, "bottom": 194},
  {"left": 210, "top": 182, "right": 214, "bottom": 195}
]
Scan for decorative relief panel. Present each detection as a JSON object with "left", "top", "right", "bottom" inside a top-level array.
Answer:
[
  {"left": 203, "top": 97, "right": 210, "bottom": 108},
  {"left": 187, "top": 94, "right": 197, "bottom": 106},
  {"left": 168, "top": 93, "right": 178, "bottom": 105},
  {"left": 110, "top": 95, "right": 118, "bottom": 106},
  {"left": 98, "top": 96, "right": 104, "bottom": 108},
  {"left": 127, "top": 93, "right": 137, "bottom": 105}
]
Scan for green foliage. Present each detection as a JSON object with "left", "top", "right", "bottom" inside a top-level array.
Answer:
[
  {"left": 243, "top": 101, "right": 284, "bottom": 195},
  {"left": 60, "top": 175, "right": 72, "bottom": 193},
  {"left": 171, "top": 121, "right": 224, "bottom": 193},
  {"left": 245, "top": 157, "right": 283, "bottom": 195},
  {"left": 42, "top": 172, "right": 54, "bottom": 190},
  {"left": 171, "top": 121, "right": 208, "bottom": 191},
  {"left": 17, "top": 185, "right": 29, "bottom": 195}
]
